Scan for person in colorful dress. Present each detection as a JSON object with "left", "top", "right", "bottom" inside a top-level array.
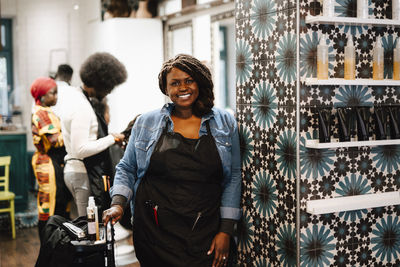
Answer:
[
  {"left": 30, "top": 77, "right": 71, "bottom": 241},
  {"left": 103, "top": 54, "right": 241, "bottom": 267}
]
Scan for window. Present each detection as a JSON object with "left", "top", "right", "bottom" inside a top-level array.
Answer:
[{"left": 0, "top": 19, "right": 13, "bottom": 116}]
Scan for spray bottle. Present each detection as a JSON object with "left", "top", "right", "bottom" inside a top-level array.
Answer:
[
  {"left": 87, "top": 196, "right": 99, "bottom": 241},
  {"left": 344, "top": 34, "right": 356, "bottom": 80},
  {"left": 394, "top": 38, "right": 400, "bottom": 80},
  {"left": 373, "top": 36, "right": 384, "bottom": 80},
  {"left": 317, "top": 34, "right": 329, "bottom": 79}
]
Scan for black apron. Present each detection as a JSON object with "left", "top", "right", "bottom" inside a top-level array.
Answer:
[
  {"left": 133, "top": 120, "right": 224, "bottom": 267},
  {"left": 82, "top": 91, "right": 113, "bottom": 216},
  {"left": 48, "top": 146, "right": 70, "bottom": 218}
]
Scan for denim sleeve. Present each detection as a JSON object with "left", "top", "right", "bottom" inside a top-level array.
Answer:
[
  {"left": 220, "top": 117, "right": 242, "bottom": 221},
  {"left": 110, "top": 125, "right": 137, "bottom": 202}
]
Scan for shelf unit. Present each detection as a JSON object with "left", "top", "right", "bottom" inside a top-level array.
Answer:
[
  {"left": 305, "top": 138, "right": 400, "bottom": 149},
  {"left": 306, "top": 191, "right": 400, "bottom": 215},
  {"left": 305, "top": 15, "right": 400, "bottom": 26},
  {"left": 305, "top": 78, "right": 400, "bottom": 86}
]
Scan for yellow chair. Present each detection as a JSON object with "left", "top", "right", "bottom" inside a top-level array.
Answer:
[{"left": 0, "top": 156, "right": 15, "bottom": 239}]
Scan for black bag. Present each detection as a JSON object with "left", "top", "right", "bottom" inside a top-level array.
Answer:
[
  {"left": 83, "top": 99, "right": 115, "bottom": 216},
  {"left": 35, "top": 215, "right": 115, "bottom": 267}
]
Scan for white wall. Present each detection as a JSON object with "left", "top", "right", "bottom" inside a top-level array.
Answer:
[{"left": 85, "top": 18, "right": 164, "bottom": 132}]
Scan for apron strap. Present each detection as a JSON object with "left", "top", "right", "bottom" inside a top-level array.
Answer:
[{"left": 205, "top": 120, "right": 211, "bottom": 136}]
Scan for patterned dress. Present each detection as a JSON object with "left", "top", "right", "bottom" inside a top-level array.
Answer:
[{"left": 31, "top": 105, "right": 64, "bottom": 222}]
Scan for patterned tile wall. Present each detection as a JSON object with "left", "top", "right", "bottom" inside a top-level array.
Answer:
[
  {"left": 236, "top": 0, "right": 400, "bottom": 266},
  {"left": 236, "top": 0, "right": 298, "bottom": 265}
]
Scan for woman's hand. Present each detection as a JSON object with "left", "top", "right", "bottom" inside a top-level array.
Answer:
[
  {"left": 102, "top": 205, "right": 124, "bottom": 226},
  {"left": 111, "top": 133, "right": 125, "bottom": 145},
  {"left": 207, "top": 232, "right": 230, "bottom": 267}
]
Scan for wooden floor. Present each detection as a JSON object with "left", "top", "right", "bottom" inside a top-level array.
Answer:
[{"left": 0, "top": 226, "right": 140, "bottom": 267}]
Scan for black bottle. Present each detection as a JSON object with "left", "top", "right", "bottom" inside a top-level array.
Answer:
[
  {"left": 355, "top": 107, "right": 369, "bottom": 141},
  {"left": 388, "top": 107, "right": 400, "bottom": 139},
  {"left": 317, "top": 108, "right": 331, "bottom": 143},
  {"left": 374, "top": 107, "right": 386, "bottom": 140},
  {"left": 337, "top": 108, "right": 351, "bottom": 142}
]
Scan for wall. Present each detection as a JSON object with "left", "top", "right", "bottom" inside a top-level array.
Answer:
[
  {"left": 298, "top": 0, "right": 400, "bottom": 265},
  {"left": 85, "top": 18, "right": 164, "bottom": 132},
  {"left": 235, "top": 0, "right": 297, "bottom": 265},
  {"left": 236, "top": 0, "right": 400, "bottom": 266}
]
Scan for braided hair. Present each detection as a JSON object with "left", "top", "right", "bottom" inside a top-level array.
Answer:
[{"left": 158, "top": 54, "right": 214, "bottom": 117}]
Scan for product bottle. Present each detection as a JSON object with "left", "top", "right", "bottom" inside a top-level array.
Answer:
[
  {"left": 388, "top": 107, "right": 400, "bottom": 139},
  {"left": 344, "top": 34, "right": 356, "bottom": 80},
  {"left": 337, "top": 108, "right": 351, "bottom": 142},
  {"left": 87, "top": 196, "right": 99, "bottom": 241},
  {"left": 355, "top": 107, "right": 369, "bottom": 141},
  {"left": 374, "top": 107, "right": 387, "bottom": 140},
  {"left": 357, "top": 0, "right": 369, "bottom": 18},
  {"left": 394, "top": 38, "right": 400, "bottom": 80},
  {"left": 318, "top": 109, "right": 331, "bottom": 143},
  {"left": 373, "top": 36, "right": 384, "bottom": 80},
  {"left": 323, "top": 0, "right": 334, "bottom": 17},
  {"left": 393, "top": 0, "right": 400, "bottom": 20},
  {"left": 317, "top": 34, "right": 329, "bottom": 79}
]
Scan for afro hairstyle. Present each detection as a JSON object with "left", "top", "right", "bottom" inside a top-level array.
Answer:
[{"left": 80, "top": 52, "right": 127, "bottom": 98}]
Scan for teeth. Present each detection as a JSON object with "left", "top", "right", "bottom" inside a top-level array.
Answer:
[{"left": 178, "top": 94, "right": 190, "bottom": 98}]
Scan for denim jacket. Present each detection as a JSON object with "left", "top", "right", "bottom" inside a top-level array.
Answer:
[{"left": 111, "top": 103, "right": 241, "bottom": 221}]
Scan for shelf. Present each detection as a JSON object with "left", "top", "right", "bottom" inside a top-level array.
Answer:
[
  {"left": 306, "top": 191, "right": 400, "bottom": 215},
  {"left": 305, "top": 15, "right": 400, "bottom": 26},
  {"left": 305, "top": 138, "right": 400, "bottom": 149},
  {"left": 305, "top": 78, "right": 400, "bottom": 86}
]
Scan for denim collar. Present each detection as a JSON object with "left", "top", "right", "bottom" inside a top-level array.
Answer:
[{"left": 160, "top": 103, "right": 221, "bottom": 128}]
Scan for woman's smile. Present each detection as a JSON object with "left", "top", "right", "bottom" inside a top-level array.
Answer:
[{"left": 166, "top": 67, "right": 199, "bottom": 110}]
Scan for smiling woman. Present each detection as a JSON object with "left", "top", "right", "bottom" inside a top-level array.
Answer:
[{"left": 103, "top": 54, "right": 242, "bottom": 267}]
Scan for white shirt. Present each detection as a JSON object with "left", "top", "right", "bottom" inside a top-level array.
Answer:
[
  {"left": 61, "top": 86, "right": 115, "bottom": 173},
  {"left": 52, "top": 81, "right": 74, "bottom": 119}
]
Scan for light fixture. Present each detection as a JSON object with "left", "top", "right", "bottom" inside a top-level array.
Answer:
[{"left": 73, "top": 3, "right": 79, "bottom": 10}]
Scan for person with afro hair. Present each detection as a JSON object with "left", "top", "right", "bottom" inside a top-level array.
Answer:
[
  {"left": 61, "top": 52, "right": 126, "bottom": 218},
  {"left": 103, "top": 54, "right": 241, "bottom": 267}
]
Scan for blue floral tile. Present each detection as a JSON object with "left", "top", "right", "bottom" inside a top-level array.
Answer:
[
  {"left": 332, "top": 85, "right": 373, "bottom": 107},
  {"left": 249, "top": 0, "right": 278, "bottom": 19},
  {"left": 370, "top": 215, "right": 400, "bottom": 264},
  {"left": 300, "top": 132, "right": 335, "bottom": 180},
  {"left": 275, "top": 223, "right": 297, "bottom": 267},
  {"left": 371, "top": 145, "right": 400, "bottom": 175},
  {"left": 236, "top": 0, "right": 252, "bottom": 20},
  {"left": 300, "top": 224, "right": 337, "bottom": 267},
  {"left": 236, "top": 39, "right": 254, "bottom": 87},
  {"left": 275, "top": 31, "right": 297, "bottom": 85},
  {"left": 299, "top": 31, "right": 335, "bottom": 80},
  {"left": 236, "top": 0, "right": 400, "bottom": 264},
  {"left": 251, "top": 169, "right": 279, "bottom": 219},
  {"left": 238, "top": 120, "right": 255, "bottom": 167},
  {"left": 237, "top": 208, "right": 256, "bottom": 254},
  {"left": 275, "top": 128, "right": 297, "bottom": 180},
  {"left": 352, "top": 241, "right": 374, "bottom": 265},
  {"left": 236, "top": 17, "right": 254, "bottom": 42},
  {"left": 249, "top": 1, "right": 277, "bottom": 40}
]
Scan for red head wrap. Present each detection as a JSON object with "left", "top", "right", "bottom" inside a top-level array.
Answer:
[{"left": 30, "top": 77, "right": 57, "bottom": 105}]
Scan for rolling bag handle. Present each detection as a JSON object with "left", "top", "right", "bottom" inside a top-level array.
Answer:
[{"left": 104, "top": 221, "right": 115, "bottom": 267}]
